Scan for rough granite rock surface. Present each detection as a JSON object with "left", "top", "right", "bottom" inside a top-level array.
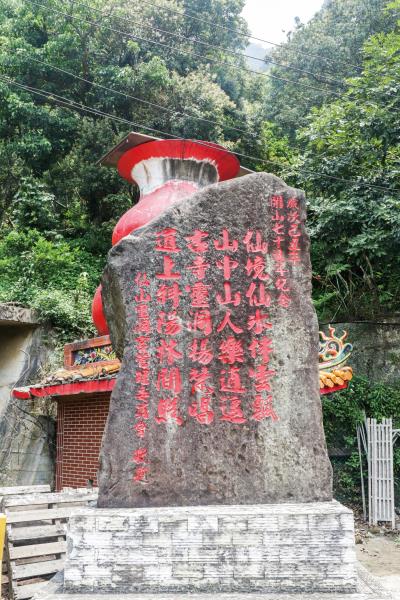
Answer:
[{"left": 99, "top": 172, "right": 332, "bottom": 508}]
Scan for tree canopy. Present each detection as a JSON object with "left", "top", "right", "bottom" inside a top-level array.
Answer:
[{"left": 0, "top": 0, "right": 399, "bottom": 335}]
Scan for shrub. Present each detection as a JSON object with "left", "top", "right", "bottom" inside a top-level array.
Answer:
[{"left": 322, "top": 376, "right": 400, "bottom": 505}]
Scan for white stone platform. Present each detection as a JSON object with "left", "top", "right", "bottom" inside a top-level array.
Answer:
[
  {"left": 64, "top": 501, "right": 357, "bottom": 594},
  {"left": 33, "top": 565, "right": 393, "bottom": 600}
]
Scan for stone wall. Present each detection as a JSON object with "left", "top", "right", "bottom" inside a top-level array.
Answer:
[
  {"left": 320, "top": 317, "right": 400, "bottom": 385},
  {"left": 0, "top": 303, "right": 55, "bottom": 486}
]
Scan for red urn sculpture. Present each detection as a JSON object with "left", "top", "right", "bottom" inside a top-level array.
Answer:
[{"left": 92, "top": 138, "right": 240, "bottom": 335}]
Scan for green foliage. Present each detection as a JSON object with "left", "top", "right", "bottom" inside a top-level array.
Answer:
[
  {"left": 0, "top": 229, "right": 101, "bottom": 337},
  {"left": 0, "top": 0, "right": 264, "bottom": 335},
  {"left": 0, "top": 0, "right": 399, "bottom": 335},
  {"left": 12, "top": 176, "right": 57, "bottom": 231},
  {"left": 264, "top": 0, "right": 396, "bottom": 138},
  {"left": 322, "top": 377, "right": 400, "bottom": 504},
  {"left": 296, "top": 23, "right": 400, "bottom": 321},
  {"left": 253, "top": 121, "right": 295, "bottom": 178}
]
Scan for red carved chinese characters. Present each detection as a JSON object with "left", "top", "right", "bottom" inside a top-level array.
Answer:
[
  {"left": 156, "top": 367, "right": 182, "bottom": 393},
  {"left": 156, "top": 255, "right": 181, "bottom": 280},
  {"left": 155, "top": 398, "right": 183, "bottom": 425},
  {"left": 155, "top": 228, "right": 184, "bottom": 428},
  {"left": 186, "top": 229, "right": 215, "bottom": 424},
  {"left": 129, "top": 203, "right": 306, "bottom": 477},
  {"left": 218, "top": 336, "right": 244, "bottom": 365},
  {"left": 220, "top": 366, "right": 245, "bottom": 394},
  {"left": 216, "top": 310, "right": 243, "bottom": 334},
  {"left": 155, "top": 227, "right": 180, "bottom": 253},
  {"left": 157, "top": 311, "right": 181, "bottom": 336},
  {"left": 214, "top": 228, "right": 247, "bottom": 423},
  {"left": 214, "top": 229, "right": 238, "bottom": 252},
  {"left": 270, "top": 195, "right": 298, "bottom": 308},
  {"left": 244, "top": 213, "right": 280, "bottom": 423},
  {"left": 189, "top": 309, "right": 212, "bottom": 336},
  {"left": 287, "top": 197, "right": 301, "bottom": 265},
  {"left": 186, "top": 230, "right": 209, "bottom": 254},
  {"left": 189, "top": 338, "right": 213, "bottom": 365},
  {"left": 243, "top": 230, "right": 268, "bottom": 254},
  {"left": 251, "top": 395, "right": 278, "bottom": 422},
  {"left": 220, "top": 396, "right": 246, "bottom": 424},
  {"left": 188, "top": 368, "right": 215, "bottom": 425},
  {"left": 188, "top": 256, "right": 209, "bottom": 280},
  {"left": 132, "top": 272, "right": 151, "bottom": 483}
]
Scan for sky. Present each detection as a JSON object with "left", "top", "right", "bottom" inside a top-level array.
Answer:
[{"left": 241, "top": 0, "right": 324, "bottom": 46}]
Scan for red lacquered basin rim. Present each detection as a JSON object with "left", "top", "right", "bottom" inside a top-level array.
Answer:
[{"left": 118, "top": 139, "right": 240, "bottom": 184}]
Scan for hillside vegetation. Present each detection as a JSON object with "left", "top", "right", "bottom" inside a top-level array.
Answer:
[{"left": 0, "top": 0, "right": 399, "bottom": 337}]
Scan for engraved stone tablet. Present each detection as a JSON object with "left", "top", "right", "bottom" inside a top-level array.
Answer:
[{"left": 98, "top": 172, "right": 332, "bottom": 508}]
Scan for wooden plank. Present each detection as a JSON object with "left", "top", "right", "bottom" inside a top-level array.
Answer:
[
  {"left": 13, "top": 558, "right": 63, "bottom": 579},
  {"left": 9, "top": 541, "right": 66, "bottom": 560},
  {"left": 0, "top": 486, "right": 50, "bottom": 498},
  {"left": 4, "top": 491, "right": 98, "bottom": 509},
  {"left": 6, "top": 508, "right": 75, "bottom": 524},
  {"left": 5, "top": 528, "right": 16, "bottom": 600},
  {"left": 15, "top": 579, "right": 50, "bottom": 600},
  {"left": 8, "top": 524, "right": 66, "bottom": 542},
  {"left": 15, "top": 555, "right": 57, "bottom": 566},
  {"left": 6, "top": 504, "right": 49, "bottom": 513}
]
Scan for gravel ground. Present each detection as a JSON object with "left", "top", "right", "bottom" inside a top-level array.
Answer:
[{"left": 356, "top": 532, "right": 400, "bottom": 598}]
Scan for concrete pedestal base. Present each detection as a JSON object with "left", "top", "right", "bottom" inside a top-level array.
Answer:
[{"left": 64, "top": 501, "right": 357, "bottom": 594}]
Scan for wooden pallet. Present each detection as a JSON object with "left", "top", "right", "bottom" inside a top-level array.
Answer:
[
  {"left": 0, "top": 486, "right": 51, "bottom": 596},
  {"left": 2, "top": 489, "right": 98, "bottom": 600},
  {"left": 0, "top": 486, "right": 51, "bottom": 499}
]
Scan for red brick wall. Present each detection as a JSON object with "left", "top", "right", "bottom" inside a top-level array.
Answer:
[{"left": 55, "top": 393, "right": 110, "bottom": 491}]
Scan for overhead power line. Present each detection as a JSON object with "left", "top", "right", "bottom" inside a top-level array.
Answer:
[
  {"left": 21, "top": 54, "right": 352, "bottom": 136},
  {"left": 27, "top": 0, "right": 342, "bottom": 98},
  {"left": 23, "top": 55, "right": 253, "bottom": 137},
  {"left": 54, "top": 0, "right": 346, "bottom": 88},
  {"left": 0, "top": 73, "right": 397, "bottom": 196},
  {"left": 130, "top": 0, "right": 364, "bottom": 74}
]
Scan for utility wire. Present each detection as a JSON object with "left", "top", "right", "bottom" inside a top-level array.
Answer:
[
  {"left": 1, "top": 73, "right": 398, "bottom": 195},
  {"left": 22, "top": 55, "right": 253, "bottom": 137},
  {"left": 127, "top": 0, "right": 364, "bottom": 74},
  {"left": 53, "top": 0, "right": 346, "bottom": 88},
  {"left": 21, "top": 54, "right": 358, "bottom": 137},
  {"left": 0, "top": 74, "right": 165, "bottom": 130},
  {"left": 27, "top": 0, "right": 342, "bottom": 98}
]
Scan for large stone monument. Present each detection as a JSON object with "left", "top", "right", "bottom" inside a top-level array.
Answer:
[
  {"left": 98, "top": 172, "right": 332, "bottom": 507},
  {"left": 64, "top": 140, "right": 356, "bottom": 594}
]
